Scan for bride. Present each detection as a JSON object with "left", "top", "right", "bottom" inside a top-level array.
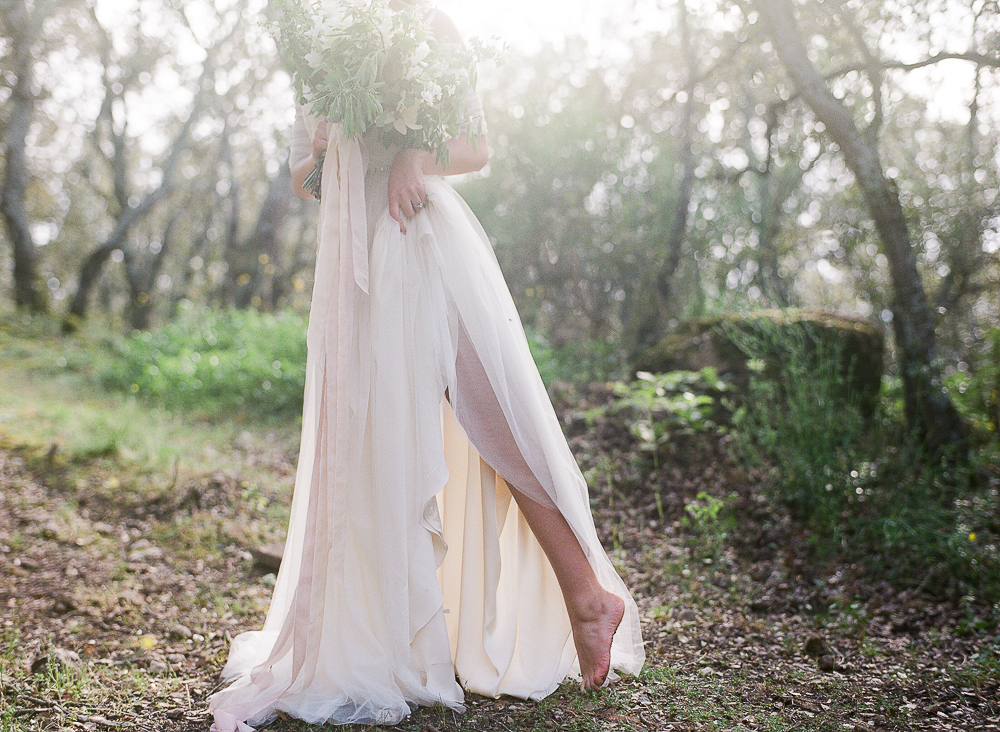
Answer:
[{"left": 208, "top": 3, "right": 644, "bottom": 729}]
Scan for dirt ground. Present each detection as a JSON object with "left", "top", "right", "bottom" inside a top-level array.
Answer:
[{"left": 1, "top": 388, "right": 998, "bottom": 731}]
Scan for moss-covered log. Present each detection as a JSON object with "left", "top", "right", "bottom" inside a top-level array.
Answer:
[{"left": 635, "top": 309, "right": 885, "bottom": 414}]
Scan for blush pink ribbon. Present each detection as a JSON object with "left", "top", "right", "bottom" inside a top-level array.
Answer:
[{"left": 334, "top": 129, "right": 370, "bottom": 295}]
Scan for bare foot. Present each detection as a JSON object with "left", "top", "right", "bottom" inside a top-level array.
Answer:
[{"left": 570, "top": 591, "right": 625, "bottom": 690}]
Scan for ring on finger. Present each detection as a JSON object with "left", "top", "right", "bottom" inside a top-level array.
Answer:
[{"left": 414, "top": 201, "right": 425, "bottom": 210}]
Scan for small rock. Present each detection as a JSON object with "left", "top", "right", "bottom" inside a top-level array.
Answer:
[
  {"left": 191, "top": 633, "right": 205, "bottom": 643},
  {"left": 15, "top": 556, "right": 40, "bottom": 571},
  {"left": 250, "top": 543, "right": 285, "bottom": 572},
  {"left": 51, "top": 593, "right": 77, "bottom": 614},
  {"left": 765, "top": 569, "right": 786, "bottom": 586},
  {"left": 166, "top": 653, "right": 186, "bottom": 664},
  {"left": 15, "top": 509, "right": 52, "bottom": 525},
  {"left": 40, "top": 520, "right": 62, "bottom": 539},
  {"left": 131, "top": 538, "right": 151, "bottom": 550},
  {"left": 31, "top": 647, "right": 82, "bottom": 674},
  {"left": 677, "top": 608, "right": 697, "bottom": 622},
  {"left": 165, "top": 709, "right": 184, "bottom": 720},
  {"left": 65, "top": 564, "right": 79, "bottom": 577},
  {"left": 805, "top": 590, "right": 829, "bottom": 613},
  {"left": 236, "top": 430, "right": 254, "bottom": 451},
  {"left": 93, "top": 522, "right": 117, "bottom": 536},
  {"left": 118, "top": 589, "right": 145, "bottom": 606},
  {"left": 147, "top": 658, "right": 169, "bottom": 674},
  {"left": 749, "top": 599, "right": 770, "bottom": 613},
  {"left": 169, "top": 624, "right": 193, "bottom": 640},
  {"left": 127, "top": 546, "right": 163, "bottom": 563},
  {"left": 803, "top": 634, "right": 827, "bottom": 658},
  {"left": 817, "top": 654, "right": 836, "bottom": 672}
]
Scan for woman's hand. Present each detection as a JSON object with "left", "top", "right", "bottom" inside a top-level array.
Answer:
[
  {"left": 312, "top": 120, "right": 330, "bottom": 161},
  {"left": 388, "top": 134, "right": 489, "bottom": 234},
  {"left": 291, "top": 120, "right": 331, "bottom": 200},
  {"left": 388, "top": 148, "right": 432, "bottom": 234}
]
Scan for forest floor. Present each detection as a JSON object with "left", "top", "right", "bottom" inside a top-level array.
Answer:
[{"left": 1, "top": 338, "right": 998, "bottom": 732}]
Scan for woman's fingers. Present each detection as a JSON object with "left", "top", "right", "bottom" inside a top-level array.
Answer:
[
  {"left": 389, "top": 195, "right": 427, "bottom": 234},
  {"left": 312, "top": 120, "right": 330, "bottom": 159},
  {"left": 388, "top": 152, "right": 429, "bottom": 233},
  {"left": 389, "top": 203, "right": 406, "bottom": 234},
  {"left": 389, "top": 190, "right": 409, "bottom": 234}
]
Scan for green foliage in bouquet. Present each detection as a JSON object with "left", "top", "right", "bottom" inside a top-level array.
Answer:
[{"left": 271, "top": 0, "right": 497, "bottom": 167}]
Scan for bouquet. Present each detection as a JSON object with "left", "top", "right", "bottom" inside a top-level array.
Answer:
[{"left": 271, "top": 0, "right": 496, "bottom": 183}]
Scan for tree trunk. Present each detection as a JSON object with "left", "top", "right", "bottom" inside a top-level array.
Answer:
[
  {"left": 63, "top": 87, "right": 203, "bottom": 329},
  {"left": 124, "top": 209, "right": 179, "bottom": 330},
  {"left": 0, "top": 0, "right": 54, "bottom": 313},
  {"left": 656, "top": 0, "right": 696, "bottom": 314},
  {"left": 754, "top": 0, "right": 967, "bottom": 457},
  {"left": 630, "top": 0, "right": 697, "bottom": 358},
  {"left": 63, "top": 186, "right": 172, "bottom": 330},
  {"left": 63, "top": 9, "right": 219, "bottom": 330},
  {"left": 230, "top": 162, "right": 293, "bottom": 309}
]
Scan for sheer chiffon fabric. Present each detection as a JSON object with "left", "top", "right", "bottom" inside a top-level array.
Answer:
[{"left": 208, "top": 105, "right": 644, "bottom": 732}]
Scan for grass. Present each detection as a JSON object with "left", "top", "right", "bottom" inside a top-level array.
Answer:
[
  {"left": 2, "top": 312, "right": 1000, "bottom": 730},
  {"left": 0, "top": 618, "right": 195, "bottom": 732},
  {"left": 0, "top": 312, "right": 300, "bottom": 464},
  {"left": 0, "top": 313, "right": 301, "bottom": 534}
]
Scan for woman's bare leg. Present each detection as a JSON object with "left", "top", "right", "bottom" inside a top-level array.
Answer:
[
  {"left": 506, "top": 484, "right": 625, "bottom": 689},
  {"left": 452, "top": 332, "right": 624, "bottom": 689}
]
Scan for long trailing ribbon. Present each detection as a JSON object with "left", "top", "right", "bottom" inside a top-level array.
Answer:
[
  {"left": 334, "top": 128, "right": 370, "bottom": 295},
  {"left": 209, "top": 123, "right": 370, "bottom": 732}
]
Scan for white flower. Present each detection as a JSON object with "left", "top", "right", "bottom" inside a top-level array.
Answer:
[
  {"left": 317, "top": 3, "right": 346, "bottom": 30},
  {"left": 420, "top": 82, "right": 442, "bottom": 104},
  {"left": 411, "top": 41, "right": 431, "bottom": 64},
  {"left": 393, "top": 104, "right": 422, "bottom": 134},
  {"left": 272, "top": 0, "right": 494, "bottom": 154},
  {"left": 372, "top": 4, "right": 395, "bottom": 35}
]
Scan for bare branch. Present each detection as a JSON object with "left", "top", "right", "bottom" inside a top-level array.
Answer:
[{"left": 768, "top": 50, "right": 1000, "bottom": 117}]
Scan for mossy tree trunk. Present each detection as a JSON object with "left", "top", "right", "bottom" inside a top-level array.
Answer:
[
  {"left": 0, "top": 0, "right": 66, "bottom": 313},
  {"left": 753, "top": 0, "right": 967, "bottom": 458}
]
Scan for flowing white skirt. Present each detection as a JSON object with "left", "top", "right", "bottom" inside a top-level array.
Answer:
[{"left": 208, "top": 155, "right": 644, "bottom": 731}]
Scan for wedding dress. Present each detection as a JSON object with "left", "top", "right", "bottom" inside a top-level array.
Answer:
[{"left": 208, "top": 91, "right": 645, "bottom": 732}]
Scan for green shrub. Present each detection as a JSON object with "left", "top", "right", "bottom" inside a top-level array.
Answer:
[
  {"left": 101, "top": 304, "right": 307, "bottom": 418},
  {"left": 727, "top": 318, "right": 869, "bottom": 527},
  {"left": 729, "top": 319, "right": 1000, "bottom": 602},
  {"left": 611, "top": 369, "right": 728, "bottom": 460},
  {"left": 681, "top": 490, "right": 734, "bottom": 561},
  {"left": 525, "top": 327, "right": 624, "bottom": 386},
  {"left": 946, "top": 326, "right": 1000, "bottom": 444}
]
